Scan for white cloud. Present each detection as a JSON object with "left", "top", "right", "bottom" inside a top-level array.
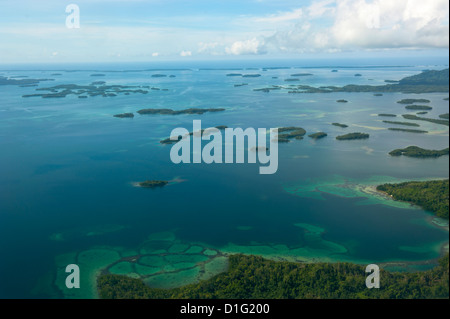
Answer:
[
  {"left": 226, "top": 38, "right": 266, "bottom": 55},
  {"left": 261, "top": 0, "right": 449, "bottom": 53},
  {"left": 152, "top": 52, "right": 159, "bottom": 57},
  {"left": 180, "top": 50, "right": 192, "bottom": 57},
  {"left": 254, "top": 8, "right": 303, "bottom": 23}
]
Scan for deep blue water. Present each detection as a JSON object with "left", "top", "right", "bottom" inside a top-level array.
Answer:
[{"left": 0, "top": 58, "right": 449, "bottom": 298}]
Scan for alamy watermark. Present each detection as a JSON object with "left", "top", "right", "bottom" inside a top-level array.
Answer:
[
  {"left": 168, "top": 120, "right": 279, "bottom": 175},
  {"left": 365, "top": 264, "right": 380, "bottom": 289},
  {"left": 65, "top": 4, "right": 80, "bottom": 29}
]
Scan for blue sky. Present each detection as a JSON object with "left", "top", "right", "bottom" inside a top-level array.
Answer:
[{"left": 0, "top": 0, "right": 448, "bottom": 63}]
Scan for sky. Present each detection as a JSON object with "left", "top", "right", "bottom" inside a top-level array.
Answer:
[{"left": 0, "top": 0, "right": 448, "bottom": 63}]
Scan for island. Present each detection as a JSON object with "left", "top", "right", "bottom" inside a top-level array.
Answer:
[
  {"left": 22, "top": 83, "right": 151, "bottom": 98},
  {"left": 138, "top": 180, "right": 169, "bottom": 188},
  {"left": 377, "top": 179, "right": 449, "bottom": 218},
  {"left": 332, "top": 123, "right": 349, "bottom": 128},
  {"left": 417, "top": 112, "right": 428, "bottom": 115},
  {"left": 151, "top": 74, "right": 167, "bottom": 78},
  {"left": 402, "top": 114, "right": 449, "bottom": 126},
  {"left": 138, "top": 108, "right": 225, "bottom": 115},
  {"left": 354, "top": 74, "right": 362, "bottom": 77},
  {"left": 113, "top": 113, "right": 134, "bottom": 118},
  {"left": 378, "top": 114, "right": 397, "bottom": 117},
  {"left": 397, "top": 99, "right": 431, "bottom": 104},
  {"left": 273, "top": 69, "right": 449, "bottom": 94},
  {"left": 308, "top": 132, "right": 328, "bottom": 139},
  {"left": 242, "top": 74, "right": 261, "bottom": 78},
  {"left": 382, "top": 121, "right": 420, "bottom": 127},
  {"left": 388, "top": 128, "right": 428, "bottom": 134},
  {"left": 97, "top": 253, "right": 449, "bottom": 299},
  {"left": 388, "top": 146, "right": 449, "bottom": 158},
  {"left": 336, "top": 99, "right": 348, "bottom": 103},
  {"left": 291, "top": 73, "right": 313, "bottom": 77},
  {"left": 373, "top": 93, "right": 383, "bottom": 96},
  {"left": 276, "top": 127, "right": 306, "bottom": 143},
  {"left": 336, "top": 133, "right": 369, "bottom": 140},
  {"left": 160, "top": 126, "right": 228, "bottom": 144},
  {"left": 439, "top": 113, "right": 449, "bottom": 119},
  {"left": 404, "top": 105, "right": 433, "bottom": 110}
]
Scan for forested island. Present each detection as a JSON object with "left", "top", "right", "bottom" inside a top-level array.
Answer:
[
  {"left": 404, "top": 105, "right": 433, "bottom": 110},
  {"left": 97, "top": 253, "right": 449, "bottom": 299},
  {"left": 276, "top": 127, "right": 307, "bottom": 143},
  {"left": 332, "top": 123, "right": 348, "bottom": 128},
  {"left": 280, "top": 69, "right": 449, "bottom": 94},
  {"left": 138, "top": 108, "right": 225, "bottom": 115},
  {"left": 377, "top": 180, "right": 449, "bottom": 219},
  {"left": 382, "top": 121, "right": 419, "bottom": 127},
  {"left": 308, "top": 132, "right": 328, "bottom": 139},
  {"left": 389, "top": 146, "right": 449, "bottom": 158},
  {"left": 138, "top": 180, "right": 169, "bottom": 188},
  {"left": 402, "top": 114, "right": 449, "bottom": 126},
  {"left": 336, "top": 133, "right": 369, "bottom": 140},
  {"left": 113, "top": 113, "right": 134, "bottom": 118},
  {"left": 378, "top": 114, "right": 397, "bottom": 117},
  {"left": 388, "top": 128, "right": 428, "bottom": 134},
  {"left": 397, "top": 99, "right": 431, "bottom": 104}
]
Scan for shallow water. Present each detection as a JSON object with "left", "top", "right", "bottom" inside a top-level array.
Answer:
[{"left": 0, "top": 59, "right": 448, "bottom": 298}]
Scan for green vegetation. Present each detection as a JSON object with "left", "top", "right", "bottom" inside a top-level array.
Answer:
[
  {"left": 308, "top": 132, "right": 328, "bottom": 139},
  {"left": 22, "top": 83, "right": 152, "bottom": 98},
  {"left": 378, "top": 114, "right": 397, "bottom": 117},
  {"left": 138, "top": 108, "right": 225, "bottom": 115},
  {"left": 291, "top": 73, "right": 313, "bottom": 77},
  {"left": 0, "top": 75, "right": 53, "bottom": 86},
  {"left": 382, "top": 121, "right": 420, "bottom": 127},
  {"left": 332, "top": 123, "right": 348, "bottom": 128},
  {"left": 336, "top": 99, "right": 348, "bottom": 103},
  {"left": 439, "top": 113, "right": 449, "bottom": 120},
  {"left": 242, "top": 74, "right": 261, "bottom": 78},
  {"left": 388, "top": 128, "right": 428, "bottom": 134},
  {"left": 336, "top": 133, "right": 369, "bottom": 140},
  {"left": 377, "top": 180, "right": 449, "bottom": 219},
  {"left": 389, "top": 146, "right": 449, "bottom": 158},
  {"left": 138, "top": 181, "right": 169, "bottom": 188},
  {"left": 276, "top": 127, "right": 306, "bottom": 142},
  {"left": 113, "top": 113, "right": 134, "bottom": 118},
  {"left": 402, "top": 114, "right": 449, "bottom": 126},
  {"left": 97, "top": 253, "right": 449, "bottom": 299},
  {"left": 404, "top": 105, "right": 433, "bottom": 110},
  {"left": 397, "top": 99, "right": 431, "bottom": 104},
  {"left": 417, "top": 112, "right": 428, "bottom": 115},
  {"left": 283, "top": 69, "right": 449, "bottom": 94},
  {"left": 374, "top": 93, "right": 383, "bottom": 96}
]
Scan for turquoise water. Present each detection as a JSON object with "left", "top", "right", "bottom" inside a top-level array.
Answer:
[{"left": 0, "top": 59, "right": 449, "bottom": 298}]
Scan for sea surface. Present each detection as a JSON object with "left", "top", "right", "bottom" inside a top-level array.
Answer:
[{"left": 0, "top": 58, "right": 449, "bottom": 298}]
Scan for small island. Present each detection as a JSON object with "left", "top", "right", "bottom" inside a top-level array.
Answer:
[
  {"left": 378, "top": 114, "right": 397, "bottom": 117},
  {"left": 404, "top": 105, "right": 433, "bottom": 110},
  {"left": 113, "top": 113, "right": 134, "bottom": 118},
  {"left": 291, "top": 73, "right": 313, "bottom": 77},
  {"left": 388, "top": 128, "right": 428, "bottom": 134},
  {"left": 332, "top": 123, "right": 349, "bottom": 128},
  {"left": 397, "top": 98, "right": 431, "bottom": 104},
  {"left": 389, "top": 146, "right": 449, "bottom": 158},
  {"left": 276, "top": 127, "right": 306, "bottom": 143},
  {"left": 336, "top": 99, "right": 348, "bottom": 103},
  {"left": 439, "top": 113, "right": 449, "bottom": 119},
  {"left": 138, "top": 108, "right": 225, "bottom": 115},
  {"left": 138, "top": 180, "right": 169, "bottom": 188},
  {"left": 336, "top": 132, "right": 369, "bottom": 140},
  {"left": 382, "top": 121, "right": 420, "bottom": 127},
  {"left": 308, "top": 132, "right": 328, "bottom": 139},
  {"left": 402, "top": 114, "right": 449, "bottom": 126}
]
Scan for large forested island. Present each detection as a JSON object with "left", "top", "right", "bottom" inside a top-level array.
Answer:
[
  {"left": 389, "top": 146, "right": 449, "bottom": 158},
  {"left": 98, "top": 253, "right": 449, "bottom": 299},
  {"left": 377, "top": 180, "right": 449, "bottom": 219},
  {"left": 280, "top": 69, "right": 449, "bottom": 94}
]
